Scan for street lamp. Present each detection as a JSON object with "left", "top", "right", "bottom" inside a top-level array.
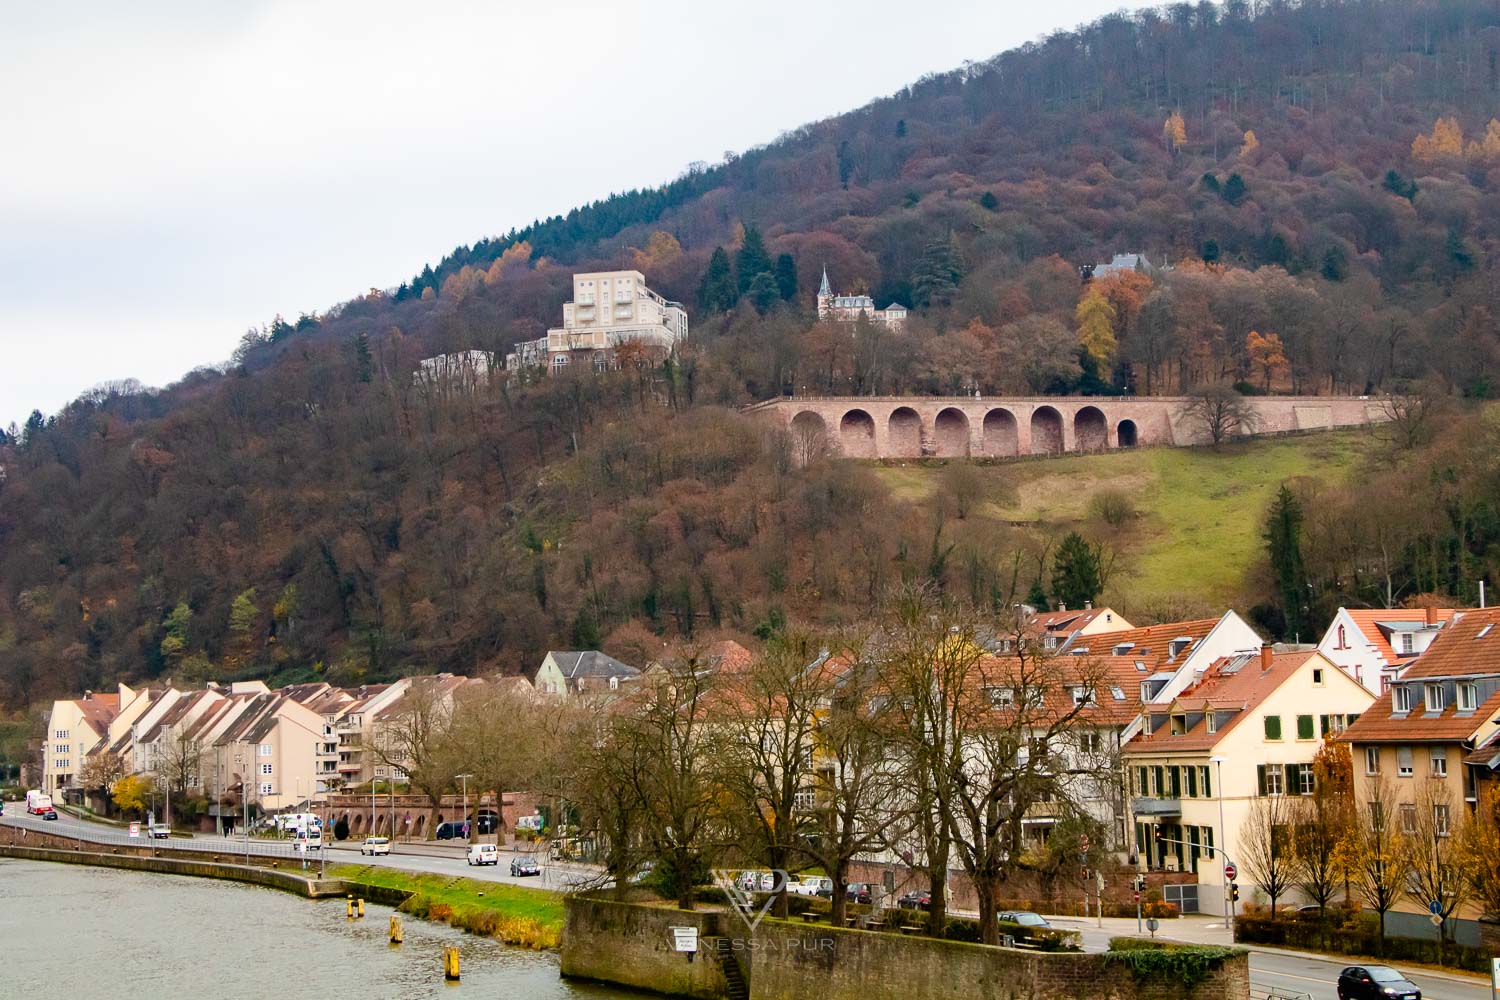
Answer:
[
  {"left": 1210, "top": 755, "right": 1230, "bottom": 932},
  {"left": 456, "top": 774, "right": 473, "bottom": 842}
]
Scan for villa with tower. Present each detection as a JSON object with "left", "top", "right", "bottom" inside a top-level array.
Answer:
[{"left": 816, "top": 268, "right": 908, "bottom": 329}]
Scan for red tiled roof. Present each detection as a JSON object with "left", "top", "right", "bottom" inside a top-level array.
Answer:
[
  {"left": 1343, "top": 608, "right": 1460, "bottom": 666},
  {"left": 1125, "top": 651, "right": 1320, "bottom": 754},
  {"left": 1070, "top": 618, "right": 1221, "bottom": 673},
  {"left": 1340, "top": 685, "right": 1500, "bottom": 743},
  {"left": 1396, "top": 607, "right": 1500, "bottom": 679}
]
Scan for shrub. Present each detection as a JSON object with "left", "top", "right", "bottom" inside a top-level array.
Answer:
[
  {"left": 1104, "top": 944, "right": 1244, "bottom": 988},
  {"left": 1143, "top": 899, "right": 1180, "bottom": 919},
  {"left": 333, "top": 817, "right": 350, "bottom": 841},
  {"left": 1089, "top": 488, "right": 1137, "bottom": 527}
]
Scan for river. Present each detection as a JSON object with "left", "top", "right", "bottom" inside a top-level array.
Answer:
[{"left": 3, "top": 859, "right": 636, "bottom": 999}]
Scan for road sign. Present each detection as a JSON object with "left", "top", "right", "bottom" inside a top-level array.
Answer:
[
  {"left": 1429, "top": 899, "right": 1442, "bottom": 915},
  {"left": 1429, "top": 914, "right": 1444, "bottom": 927},
  {"left": 1080, "top": 834, "right": 1090, "bottom": 852},
  {"left": 1223, "top": 862, "right": 1236, "bottom": 881},
  {"left": 128, "top": 823, "right": 140, "bottom": 838},
  {"left": 670, "top": 926, "right": 698, "bottom": 953},
  {"left": 1490, "top": 956, "right": 1499, "bottom": 995}
]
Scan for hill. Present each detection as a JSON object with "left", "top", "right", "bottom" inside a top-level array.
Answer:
[{"left": 6, "top": 0, "right": 1500, "bottom": 706}]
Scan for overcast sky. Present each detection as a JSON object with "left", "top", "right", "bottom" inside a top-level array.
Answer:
[{"left": 0, "top": 0, "right": 1128, "bottom": 427}]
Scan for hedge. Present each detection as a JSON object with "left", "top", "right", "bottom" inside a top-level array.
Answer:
[{"left": 1234, "top": 910, "right": 1490, "bottom": 973}]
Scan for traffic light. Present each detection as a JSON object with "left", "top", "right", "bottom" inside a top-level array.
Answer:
[
  {"left": 1229, "top": 882, "right": 1240, "bottom": 903},
  {"left": 1153, "top": 824, "right": 1164, "bottom": 846}
]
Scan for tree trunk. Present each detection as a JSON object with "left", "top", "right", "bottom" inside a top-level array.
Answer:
[
  {"left": 925, "top": 852, "right": 950, "bottom": 937},
  {"left": 676, "top": 847, "right": 695, "bottom": 911},
  {"left": 977, "top": 875, "right": 1001, "bottom": 946},
  {"left": 830, "top": 862, "right": 849, "bottom": 926}
]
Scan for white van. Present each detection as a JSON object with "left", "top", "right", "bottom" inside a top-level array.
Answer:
[
  {"left": 296, "top": 826, "right": 323, "bottom": 851},
  {"left": 467, "top": 843, "right": 498, "bottom": 866}
]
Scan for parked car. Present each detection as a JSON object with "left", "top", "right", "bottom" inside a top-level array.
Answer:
[
  {"left": 510, "top": 856, "right": 541, "bottom": 877},
  {"left": 1337, "top": 965, "right": 1421, "bottom": 1000},
  {"left": 737, "top": 871, "right": 763, "bottom": 892},
  {"left": 467, "top": 843, "right": 499, "bottom": 866},
  {"left": 846, "top": 883, "right": 872, "bottom": 905},
  {"left": 758, "top": 872, "right": 781, "bottom": 893},
  {"left": 897, "top": 890, "right": 932, "bottom": 910},
  {"left": 996, "top": 910, "right": 1050, "bottom": 928},
  {"left": 791, "top": 876, "right": 833, "bottom": 897},
  {"left": 360, "top": 836, "right": 391, "bottom": 856},
  {"left": 435, "top": 821, "right": 470, "bottom": 841},
  {"left": 148, "top": 823, "right": 170, "bottom": 839},
  {"left": 43, "top": 809, "right": 58, "bottom": 821}
]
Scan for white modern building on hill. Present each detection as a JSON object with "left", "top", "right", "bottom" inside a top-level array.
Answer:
[{"left": 506, "top": 270, "right": 687, "bottom": 373}]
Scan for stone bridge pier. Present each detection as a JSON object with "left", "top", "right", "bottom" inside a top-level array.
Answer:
[{"left": 748, "top": 395, "right": 1388, "bottom": 460}]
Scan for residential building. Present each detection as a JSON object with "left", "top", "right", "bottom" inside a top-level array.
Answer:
[
  {"left": 1318, "top": 605, "right": 1459, "bottom": 693},
  {"left": 816, "top": 268, "right": 907, "bottom": 329},
  {"left": 1342, "top": 606, "right": 1500, "bottom": 945},
  {"left": 1124, "top": 647, "right": 1372, "bottom": 915},
  {"left": 1088, "top": 252, "right": 1166, "bottom": 280},
  {"left": 332, "top": 681, "right": 409, "bottom": 787},
  {"left": 41, "top": 689, "right": 122, "bottom": 800},
  {"left": 505, "top": 270, "right": 688, "bottom": 373},
  {"left": 533, "top": 650, "right": 641, "bottom": 696},
  {"left": 413, "top": 350, "right": 495, "bottom": 393}
]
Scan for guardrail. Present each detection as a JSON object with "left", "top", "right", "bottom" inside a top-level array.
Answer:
[
  {"left": 1250, "top": 984, "right": 1312, "bottom": 1000},
  {"left": 4, "top": 817, "right": 310, "bottom": 862}
]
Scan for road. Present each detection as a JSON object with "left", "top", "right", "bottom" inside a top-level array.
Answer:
[
  {"left": 4, "top": 805, "right": 1490, "bottom": 999},
  {"left": 0, "top": 805, "right": 594, "bottom": 892}
]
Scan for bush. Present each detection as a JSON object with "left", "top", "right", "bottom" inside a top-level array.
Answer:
[
  {"left": 1143, "top": 899, "right": 1180, "bottom": 919},
  {"left": 996, "top": 920, "right": 1083, "bottom": 952},
  {"left": 1234, "top": 910, "right": 1489, "bottom": 972},
  {"left": 1089, "top": 488, "right": 1137, "bottom": 527},
  {"left": 1104, "top": 944, "right": 1245, "bottom": 987},
  {"left": 334, "top": 817, "right": 350, "bottom": 841}
]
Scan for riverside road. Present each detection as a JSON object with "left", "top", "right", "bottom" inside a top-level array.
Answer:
[{"left": 2, "top": 807, "right": 1489, "bottom": 1000}]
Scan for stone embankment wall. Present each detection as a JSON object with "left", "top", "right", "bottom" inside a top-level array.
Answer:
[
  {"left": 0, "top": 844, "right": 344, "bottom": 897},
  {"left": 749, "top": 394, "right": 1388, "bottom": 460},
  {"left": 561, "top": 896, "right": 1250, "bottom": 1000}
]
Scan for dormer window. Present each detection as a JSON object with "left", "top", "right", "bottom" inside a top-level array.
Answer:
[
  {"left": 1206, "top": 713, "right": 1217, "bottom": 734},
  {"left": 1458, "top": 682, "right": 1477, "bottom": 712},
  {"left": 1168, "top": 638, "right": 1191, "bottom": 658},
  {"left": 1170, "top": 714, "right": 1187, "bottom": 735},
  {"left": 1110, "top": 686, "right": 1126, "bottom": 701},
  {"left": 1400, "top": 632, "right": 1414, "bottom": 654},
  {"left": 1114, "top": 643, "right": 1133, "bottom": 655},
  {"left": 610, "top": 676, "right": 620, "bottom": 691},
  {"left": 1424, "top": 683, "right": 1445, "bottom": 712},
  {"left": 986, "top": 686, "right": 1015, "bottom": 709},
  {"left": 1393, "top": 686, "right": 1412, "bottom": 713},
  {"left": 1072, "top": 686, "right": 1095, "bottom": 707}
]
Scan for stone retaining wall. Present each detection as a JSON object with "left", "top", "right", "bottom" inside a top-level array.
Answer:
[
  {"left": 561, "top": 895, "right": 731, "bottom": 999},
  {"left": 0, "top": 844, "right": 343, "bottom": 897}
]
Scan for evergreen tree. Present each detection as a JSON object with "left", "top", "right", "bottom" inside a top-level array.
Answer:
[
  {"left": 836, "top": 140, "right": 855, "bottom": 189},
  {"left": 979, "top": 191, "right": 999, "bottom": 211},
  {"left": 735, "top": 225, "right": 773, "bottom": 294},
  {"left": 1445, "top": 226, "right": 1475, "bottom": 275},
  {"left": 895, "top": 119, "right": 907, "bottom": 138},
  {"left": 1222, "top": 173, "right": 1247, "bottom": 205},
  {"left": 1025, "top": 577, "right": 1048, "bottom": 611},
  {"left": 1049, "top": 532, "right": 1103, "bottom": 611},
  {"left": 774, "top": 253, "right": 799, "bottom": 301},
  {"left": 353, "top": 331, "right": 374, "bottom": 383},
  {"left": 1200, "top": 173, "right": 1221, "bottom": 194},
  {"left": 1201, "top": 239, "right": 1221, "bottom": 263},
  {"left": 746, "top": 271, "right": 780, "bottom": 314},
  {"left": 697, "top": 246, "right": 737, "bottom": 312},
  {"left": 911, "top": 233, "right": 965, "bottom": 308},
  {"left": 1320, "top": 246, "right": 1347, "bottom": 281},
  {"left": 1264, "top": 484, "right": 1308, "bottom": 641}
]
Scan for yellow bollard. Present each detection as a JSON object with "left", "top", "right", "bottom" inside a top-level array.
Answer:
[
  {"left": 390, "top": 915, "right": 403, "bottom": 944},
  {"left": 357, "top": 898, "right": 366, "bottom": 918},
  {"left": 443, "top": 945, "right": 460, "bottom": 981},
  {"left": 346, "top": 897, "right": 354, "bottom": 919}
]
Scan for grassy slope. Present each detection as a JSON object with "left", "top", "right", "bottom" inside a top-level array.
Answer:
[
  {"left": 330, "top": 864, "right": 564, "bottom": 947},
  {"left": 873, "top": 430, "right": 1376, "bottom": 608}
]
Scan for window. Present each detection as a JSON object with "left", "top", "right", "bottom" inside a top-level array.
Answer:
[
  {"left": 1078, "top": 731, "right": 1102, "bottom": 754},
  {"left": 54, "top": 729, "right": 69, "bottom": 739},
  {"left": 1153, "top": 766, "right": 1165, "bottom": 797},
  {"left": 1257, "top": 764, "right": 1284, "bottom": 796},
  {"left": 1072, "top": 686, "right": 1095, "bottom": 707},
  {"left": 1186, "top": 766, "right": 1198, "bottom": 798},
  {"left": 552, "top": 354, "right": 569, "bottom": 368},
  {"left": 259, "top": 744, "right": 272, "bottom": 757},
  {"left": 1264, "top": 715, "right": 1283, "bottom": 740},
  {"left": 1434, "top": 804, "right": 1451, "bottom": 837},
  {"left": 374, "top": 766, "right": 386, "bottom": 777},
  {"left": 1312, "top": 668, "right": 1325, "bottom": 686},
  {"left": 609, "top": 676, "right": 620, "bottom": 690},
  {"left": 1206, "top": 713, "right": 1217, "bottom": 734},
  {"left": 1430, "top": 748, "right": 1447, "bottom": 777},
  {"left": 1393, "top": 687, "right": 1412, "bottom": 713},
  {"left": 1399, "top": 803, "right": 1418, "bottom": 834},
  {"left": 1136, "top": 767, "right": 1149, "bottom": 797},
  {"left": 260, "top": 783, "right": 274, "bottom": 796},
  {"left": 1365, "top": 747, "right": 1381, "bottom": 775},
  {"left": 260, "top": 763, "right": 273, "bottom": 775},
  {"left": 56, "top": 759, "right": 69, "bottom": 770},
  {"left": 1425, "top": 683, "right": 1445, "bottom": 712},
  {"left": 1171, "top": 715, "right": 1187, "bottom": 736},
  {"left": 1369, "top": 801, "right": 1385, "bottom": 832},
  {"left": 1400, "top": 632, "right": 1414, "bottom": 654},
  {"left": 1321, "top": 714, "right": 1348, "bottom": 737},
  {"left": 1458, "top": 683, "right": 1478, "bottom": 712},
  {"left": 1110, "top": 685, "right": 1126, "bottom": 701},
  {"left": 1199, "top": 765, "right": 1212, "bottom": 798},
  {"left": 1296, "top": 715, "right": 1315, "bottom": 740},
  {"left": 1297, "top": 764, "right": 1316, "bottom": 795},
  {"left": 54, "top": 743, "right": 67, "bottom": 755},
  {"left": 1397, "top": 747, "right": 1414, "bottom": 777},
  {"left": 985, "top": 686, "right": 1014, "bottom": 709},
  {"left": 793, "top": 789, "right": 817, "bottom": 811},
  {"left": 1043, "top": 635, "right": 1058, "bottom": 650},
  {"left": 1336, "top": 624, "right": 1348, "bottom": 649}
]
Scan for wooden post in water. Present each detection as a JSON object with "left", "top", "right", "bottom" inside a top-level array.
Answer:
[
  {"left": 389, "top": 915, "right": 403, "bottom": 944},
  {"left": 443, "top": 946, "right": 460, "bottom": 981}
]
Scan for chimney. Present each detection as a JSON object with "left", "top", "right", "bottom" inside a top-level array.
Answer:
[
  {"left": 1085, "top": 601, "right": 1093, "bottom": 610},
  {"left": 1424, "top": 605, "right": 1437, "bottom": 626},
  {"left": 1059, "top": 602, "right": 1067, "bottom": 612},
  {"left": 1260, "top": 644, "right": 1274, "bottom": 671}
]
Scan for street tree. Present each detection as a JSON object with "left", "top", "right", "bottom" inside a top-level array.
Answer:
[
  {"left": 1288, "top": 738, "right": 1356, "bottom": 913},
  {"left": 1405, "top": 782, "right": 1470, "bottom": 962},
  {"left": 1336, "top": 776, "right": 1414, "bottom": 950},
  {"left": 113, "top": 773, "right": 154, "bottom": 815},
  {"left": 1455, "top": 786, "right": 1500, "bottom": 921},
  {"left": 1240, "top": 784, "right": 1296, "bottom": 912},
  {"left": 78, "top": 751, "right": 126, "bottom": 805},
  {"left": 369, "top": 677, "right": 463, "bottom": 836}
]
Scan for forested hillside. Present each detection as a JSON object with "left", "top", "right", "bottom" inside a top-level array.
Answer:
[{"left": 5, "top": 0, "right": 1500, "bottom": 707}]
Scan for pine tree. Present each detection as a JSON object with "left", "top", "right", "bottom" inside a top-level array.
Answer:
[
  {"left": 353, "top": 331, "right": 373, "bottom": 383},
  {"left": 697, "top": 247, "right": 737, "bottom": 312},
  {"left": 1222, "top": 173, "right": 1247, "bottom": 206},
  {"left": 774, "top": 253, "right": 798, "bottom": 301},
  {"left": 1050, "top": 532, "right": 1103, "bottom": 611},
  {"left": 911, "top": 233, "right": 965, "bottom": 309},
  {"left": 1025, "top": 578, "right": 1048, "bottom": 611},
  {"left": 895, "top": 119, "right": 907, "bottom": 138},
  {"left": 736, "top": 226, "right": 773, "bottom": 294},
  {"left": 979, "top": 191, "right": 999, "bottom": 211},
  {"left": 1264, "top": 484, "right": 1308, "bottom": 641},
  {"left": 746, "top": 272, "right": 780, "bottom": 314}
]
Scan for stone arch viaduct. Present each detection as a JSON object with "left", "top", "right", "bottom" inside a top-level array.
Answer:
[{"left": 747, "top": 395, "right": 1389, "bottom": 459}]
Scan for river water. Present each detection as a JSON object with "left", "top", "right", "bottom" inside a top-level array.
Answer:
[{"left": 2, "top": 859, "right": 636, "bottom": 999}]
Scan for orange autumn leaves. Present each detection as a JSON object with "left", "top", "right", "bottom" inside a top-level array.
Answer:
[{"left": 1412, "top": 116, "right": 1500, "bottom": 164}]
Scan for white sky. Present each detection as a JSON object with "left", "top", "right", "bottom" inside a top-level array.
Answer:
[{"left": 0, "top": 0, "right": 1127, "bottom": 427}]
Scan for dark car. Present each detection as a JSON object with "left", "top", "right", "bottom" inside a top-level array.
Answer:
[
  {"left": 43, "top": 809, "right": 58, "bottom": 821},
  {"left": 510, "top": 856, "right": 541, "bottom": 877},
  {"left": 1337, "top": 965, "right": 1421, "bottom": 1000},
  {"left": 897, "top": 890, "right": 932, "bottom": 910},
  {"left": 846, "top": 883, "right": 872, "bottom": 905},
  {"left": 996, "top": 910, "right": 1050, "bottom": 928},
  {"left": 435, "top": 821, "right": 470, "bottom": 840}
]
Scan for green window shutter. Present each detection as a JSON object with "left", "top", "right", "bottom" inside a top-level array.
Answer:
[
  {"left": 1201, "top": 765, "right": 1211, "bottom": 798},
  {"left": 1137, "top": 767, "right": 1148, "bottom": 796},
  {"left": 1264, "top": 715, "right": 1282, "bottom": 740},
  {"left": 1319, "top": 714, "right": 1330, "bottom": 737},
  {"left": 1154, "top": 766, "right": 1164, "bottom": 796},
  {"left": 1170, "top": 766, "right": 1181, "bottom": 797},
  {"left": 1284, "top": 763, "right": 1298, "bottom": 792},
  {"left": 1186, "top": 766, "right": 1198, "bottom": 798},
  {"left": 1256, "top": 764, "right": 1267, "bottom": 796},
  {"left": 1297, "top": 715, "right": 1315, "bottom": 740}
]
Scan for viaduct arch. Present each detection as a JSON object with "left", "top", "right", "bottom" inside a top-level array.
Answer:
[{"left": 750, "top": 395, "right": 1389, "bottom": 461}]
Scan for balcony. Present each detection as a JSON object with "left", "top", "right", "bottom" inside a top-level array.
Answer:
[
  {"left": 1131, "top": 797, "right": 1182, "bottom": 817},
  {"left": 337, "top": 760, "right": 364, "bottom": 774}
]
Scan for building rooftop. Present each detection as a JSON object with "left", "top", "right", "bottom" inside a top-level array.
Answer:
[
  {"left": 1391, "top": 607, "right": 1500, "bottom": 679},
  {"left": 1126, "top": 650, "right": 1322, "bottom": 754}
]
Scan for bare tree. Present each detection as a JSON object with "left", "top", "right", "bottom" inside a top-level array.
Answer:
[
  {"left": 558, "top": 696, "right": 651, "bottom": 899},
  {"left": 1378, "top": 378, "right": 1450, "bottom": 451},
  {"left": 449, "top": 678, "right": 548, "bottom": 844},
  {"left": 1241, "top": 788, "right": 1296, "bottom": 912},
  {"left": 369, "top": 677, "right": 462, "bottom": 835},
  {"left": 1405, "top": 781, "right": 1469, "bottom": 963},
  {"left": 1182, "top": 384, "right": 1259, "bottom": 447},
  {"left": 156, "top": 726, "right": 204, "bottom": 796},
  {"left": 78, "top": 751, "right": 126, "bottom": 806},
  {"left": 1338, "top": 775, "right": 1414, "bottom": 949}
]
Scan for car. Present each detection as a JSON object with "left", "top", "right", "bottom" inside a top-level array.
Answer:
[
  {"left": 1337, "top": 965, "right": 1421, "bottom": 1000},
  {"left": 737, "top": 871, "right": 763, "bottom": 892},
  {"left": 897, "top": 889, "right": 932, "bottom": 910},
  {"left": 467, "top": 843, "right": 499, "bottom": 866},
  {"left": 360, "top": 836, "right": 391, "bottom": 856},
  {"left": 475, "top": 810, "right": 500, "bottom": 834},
  {"left": 846, "top": 883, "right": 872, "bottom": 905},
  {"left": 996, "top": 910, "right": 1051, "bottom": 928},
  {"left": 510, "top": 856, "right": 541, "bottom": 877},
  {"left": 148, "top": 823, "right": 170, "bottom": 839},
  {"left": 435, "top": 821, "right": 470, "bottom": 841},
  {"left": 792, "top": 876, "right": 833, "bottom": 897},
  {"left": 43, "top": 809, "right": 58, "bottom": 821}
]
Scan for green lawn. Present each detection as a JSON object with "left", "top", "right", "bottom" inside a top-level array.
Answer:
[
  {"left": 330, "top": 864, "right": 564, "bottom": 948},
  {"left": 872, "top": 430, "right": 1376, "bottom": 608}
]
